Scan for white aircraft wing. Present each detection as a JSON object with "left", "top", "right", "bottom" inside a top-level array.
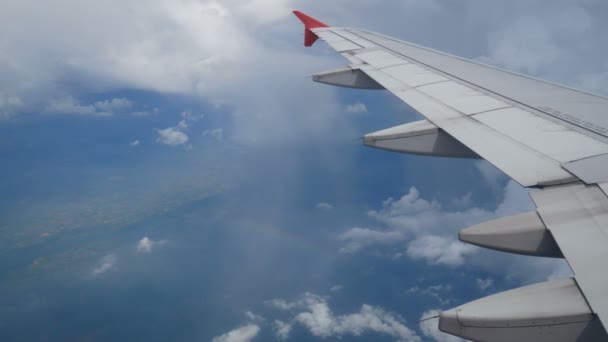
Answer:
[{"left": 294, "top": 10, "right": 608, "bottom": 342}]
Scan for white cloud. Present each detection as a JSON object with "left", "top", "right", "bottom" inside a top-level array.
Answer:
[
  {"left": 274, "top": 320, "right": 292, "bottom": 341},
  {"left": 181, "top": 110, "right": 203, "bottom": 122},
  {"left": 266, "top": 294, "right": 318, "bottom": 311},
  {"left": 406, "top": 235, "right": 477, "bottom": 267},
  {"left": 212, "top": 324, "right": 260, "bottom": 342},
  {"left": 0, "top": 94, "right": 23, "bottom": 120},
  {"left": 244, "top": 311, "right": 265, "bottom": 323},
  {"left": 577, "top": 66, "right": 608, "bottom": 95},
  {"left": 475, "top": 161, "right": 506, "bottom": 192},
  {"left": 368, "top": 187, "right": 444, "bottom": 225},
  {"left": 293, "top": 293, "right": 420, "bottom": 341},
  {"left": 92, "top": 254, "right": 118, "bottom": 275},
  {"left": 330, "top": 285, "right": 343, "bottom": 292},
  {"left": 131, "top": 108, "right": 159, "bottom": 117},
  {"left": 476, "top": 5, "right": 595, "bottom": 82},
  {"left": 236, "top": 0, "right": 293, "bottom": 24},
  {"left": 267, "top": 298, "right": 295, "bottom": 310},
  {"left": 350, "top": 182, "right": 530, "bottom": 263},
  {"left": 94, "top": 97, "right": 132, "bottom": 112},
  {"left": 0, "top": 0, "right": 358, "bottom": 144},
  {"left": 405, "top": 285, "right": 452, "bottom": 305},
  {"left": 339, "top": 180, "right": 569, "bottom": 284},
  {"left": 450, "top": 192, "right": 473, "bottom": 210},
  {"left": 475, "top": 277, "right": 494, "bottom": 291},
  {"left": 157, "top": 127, "right": 189, "bottom": 146},
  {"left": 46, "top": 96, "right": 134, "bottom": 117},
  {"left": 130, "top": 140, "right": 140, "bottom": 147},
  {"left": 478, "top": 16, "right": 561, "bottom": 75},
  {"left": 419, "top": 310, "right": 465, "bottom": 342},
  {"left": 494, "top": 181, "right": 536, "bottom": 217},
  {"left": 136, "top": 237, "right": 167, "bottom": 253},
  {"left": 211, "top": 129, "right": 223, "bottom": 140},
  {"left": 316, "top": 202, "right": 334, "bottom": 210},
  {"left": 338, "top": 227, "right": 405, "bottom": 254},
  {"left": 345, "top": 102, "right": 368, "bottom": 114},
  {"left": 176, "top": 120, "right": 188, "bottom": 130},
  {"left": 46, "top": 96, "right": 101, "bottom": 116},
  {"left": 268, "top": 293, "right": 420, "bottom": 341},
  {"left": 157, "top": 109, "right": 207, "bottom": 147},
  {"left": 203, "top": 128, "right": 224, "bottom": 141}
]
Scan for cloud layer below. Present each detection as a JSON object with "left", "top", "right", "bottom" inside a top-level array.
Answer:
[
  {"left": 339, "top": 176, "right": 571, "bottom": 284},
  {"left": 267, "top": 292, "right": 421, "bottom": 341}
]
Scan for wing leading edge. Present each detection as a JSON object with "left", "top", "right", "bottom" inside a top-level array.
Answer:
[{"left": 294, "top": 10, "right": 608, "bottom": 342}]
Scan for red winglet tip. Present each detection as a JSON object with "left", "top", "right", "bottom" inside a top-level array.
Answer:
[
  {"left": 293, "top": 11, "right": 329, "bottom": 47},
  {"left": 293, "top": 11, "right": 329, "bottom": 29}
]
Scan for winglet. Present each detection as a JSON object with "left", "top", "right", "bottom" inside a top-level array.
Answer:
[{"left": 293, "top": 11, "right": 329, "bottom": 47}]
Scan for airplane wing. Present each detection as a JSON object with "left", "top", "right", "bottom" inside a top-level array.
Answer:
[{"left": 294, "top": 10, "right": 608, "bottom": 342}]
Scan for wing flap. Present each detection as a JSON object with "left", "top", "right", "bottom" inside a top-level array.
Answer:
[
  {"left": 332, "top": 29, "right": 377, "bottom": 48},
  {"left": 563, "top": 154, "right": 608, "bottom": 184},
  {"left": 474, "top": 108, "right": 608, "bottom": 163},
  {"left": 316, "top": 31, "right": 343, "bottom": 42},
  {"left": 416, "top": 81, "right": 511, "bottom": 115},
  {"left": 531, "top": 184, "right": 608, "bottom": 328},
  {"left": 327, "top": 40, "right": 362, "bottom": 52},
  {"left": 355, "top": 50, "right": 409, "bottom": 69},
  {"left": 382, "top": 64, "right": 449, "bottom": 87}
]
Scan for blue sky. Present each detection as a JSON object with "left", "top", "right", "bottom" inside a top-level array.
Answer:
[{"left": 1, "top": 1, "right": 607, "bottom": 341}]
